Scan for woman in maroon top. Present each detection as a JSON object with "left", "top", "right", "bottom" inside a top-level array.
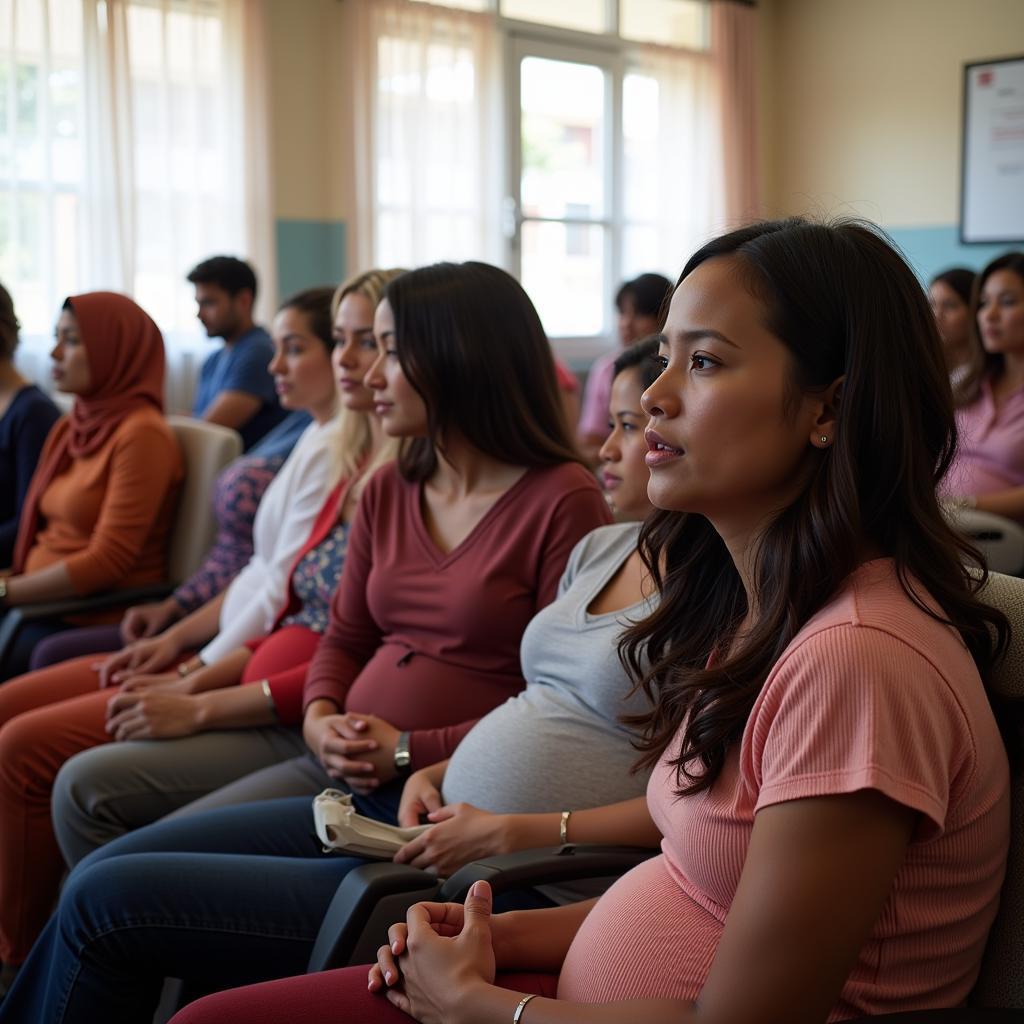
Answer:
[
  {"left": 0, "top": 263, "right": 610, "bottom": 1024},
  {"left": 300, "top": 263, "right": 611, "bottom": 792},
  {"left": 170, "top": 258, "right": 612, "bottom": 811}
]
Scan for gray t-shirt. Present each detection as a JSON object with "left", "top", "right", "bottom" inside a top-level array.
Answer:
[{"left": 442, "top": 521, "right": 653, "bottom": 812}]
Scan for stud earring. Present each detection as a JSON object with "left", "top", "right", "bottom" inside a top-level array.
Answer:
[{"left": 819, "top": 435, "right": 829, "bottom": 445}]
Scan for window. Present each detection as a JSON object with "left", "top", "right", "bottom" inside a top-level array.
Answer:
[
  {"left": 408, "top": 0, "right": 708, "bottom": 48},
  {"left": 382, "top": 0, "right": 719, "bottom": 351},
  {"left": 125, "top": 1, "right": 231, "bottom": 334},
  {"left": 1, "top": 0, "right": 271, "bottom": 408},
  {"left": 373, "top": 5, "right": 500, "bottom": 269},
  {"left": 0, "top": 0, "right": 86, "bottom": 338},
  {"left": 516, "top": 51, "right": 608, "bottom": 337}
]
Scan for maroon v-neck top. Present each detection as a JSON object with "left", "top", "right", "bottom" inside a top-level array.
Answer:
[{"left": 303, "top": 460, "right": 611, "bottom": 768}]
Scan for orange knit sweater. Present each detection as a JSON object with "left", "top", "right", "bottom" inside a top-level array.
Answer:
[{"left": 23, "top": 407, "right": 183, "bottom": 601}]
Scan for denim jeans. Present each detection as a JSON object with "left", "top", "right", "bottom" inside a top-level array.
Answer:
[{"left": 0, "top": 785, "right": 403, "bottom": 1024}]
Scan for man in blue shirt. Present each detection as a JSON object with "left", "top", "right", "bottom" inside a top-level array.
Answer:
[{"left": 187, "top": 256, "right": 286, "bottom": 451}]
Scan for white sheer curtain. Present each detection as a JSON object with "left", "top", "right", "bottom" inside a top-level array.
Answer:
[
  {"left": 621, "top": 43, "right": 724, "bottom": 283},
  {"left": 711, "top": 0, "right": 760, "bottom": 226},
  {"left": 1, "top": 0, "right": 274, "bottom": 412},
  {"left": 345, "top": 0, "right": 504, "bottom": 273}
]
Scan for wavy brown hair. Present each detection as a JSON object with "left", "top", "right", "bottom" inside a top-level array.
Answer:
[
  {"left": 384, "top": 261, "right": 583, "bottom": 482},
  {"left": 620, "top": 218, "right": 1010, "bottom": 796}
]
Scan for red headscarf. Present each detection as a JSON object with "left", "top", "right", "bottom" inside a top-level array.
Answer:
[{"left": 12, "top": 291, "right": 167, "bottom": 573}]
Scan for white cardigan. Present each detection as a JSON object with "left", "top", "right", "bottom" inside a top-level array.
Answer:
[{"left": 199, "top": 419, "right": 335, "bottom": 664}]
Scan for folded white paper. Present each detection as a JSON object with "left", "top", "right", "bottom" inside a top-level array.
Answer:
[{"left": 313, "top": 789, "right": 431, "bottom": 860}]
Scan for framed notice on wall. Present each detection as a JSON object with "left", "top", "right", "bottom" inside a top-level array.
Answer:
[{"left": 961, "top": 55, "right": 1024, "bottom": 244}]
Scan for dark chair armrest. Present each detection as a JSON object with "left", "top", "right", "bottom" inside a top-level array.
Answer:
[
  {"left": 845, "top": 1011, "right": 1024, "bottom": 1022},
  {"left": 306, "top": 845, "right": 656, "bottom": 976},
  {"left": 438, "top": 844, "right": 656, "bottom": 903},
  {"left": 307, "top": 862, "right": 441, "bottom": 973},
  {"left": 0, "top": 583, "right": 172, "bottom": 665},
  {"left": 8, "top": 583, "right": 173, "bottom": 623}
]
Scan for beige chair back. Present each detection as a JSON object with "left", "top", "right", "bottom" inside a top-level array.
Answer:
[
  {"left": 971, "top": 571, "right": 1024, "bottom": 1008},
  {"left": 165, "top": 416, "right": 243, "bottom": 585},
  {"left": 947, "top": 506, "right": 1024, "bottom": 576}
]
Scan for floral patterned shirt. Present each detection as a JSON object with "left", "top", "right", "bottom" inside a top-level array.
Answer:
[{"left": 280, "top": 520, "right": 351, "bottom": 633}]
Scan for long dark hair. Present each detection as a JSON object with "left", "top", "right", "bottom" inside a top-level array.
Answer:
[
  {"left": 385, "top": 261, "right": 582, "bottom": 481},
  {"left": 620, "top": 218, "right": 1010, "bottom": 796},
  {"left": 958, "top": 252, "right": 1024, "bottom": 407}
]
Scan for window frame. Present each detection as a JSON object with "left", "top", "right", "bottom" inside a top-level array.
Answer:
[
  {"left": 390, "top": 0, "right": 711, "bottom": 355},
  {"left": 505, "top": 31, "right": 624, "bottom": 356}
]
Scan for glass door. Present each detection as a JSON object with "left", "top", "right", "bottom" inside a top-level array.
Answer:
[{"left": 506, "top": 36, "right": 622, "bottom": 344}]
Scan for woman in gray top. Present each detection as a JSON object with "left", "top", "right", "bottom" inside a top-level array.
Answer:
[{"left": 392, "top": 338, "right": 664, "bottom": 877}]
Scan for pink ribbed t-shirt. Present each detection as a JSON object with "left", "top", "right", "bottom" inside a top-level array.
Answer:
[{"left": 557, "top": 560, "right": 1010, "bottom": 1020}]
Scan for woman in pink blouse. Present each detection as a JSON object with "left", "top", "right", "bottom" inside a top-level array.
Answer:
[
  {"left": 174, "top": 219, "right": 1011, "bottom": 1024},
  {"left": 946, "top": 251, "right": 1024, "bottom": 518}
]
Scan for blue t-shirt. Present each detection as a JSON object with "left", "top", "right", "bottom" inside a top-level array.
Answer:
[
  {"left": 192, "top": 326, "right": 286, "bottom": 451},
  {"left": 0, "top": 384, "right": 62, "bottom": 567}
]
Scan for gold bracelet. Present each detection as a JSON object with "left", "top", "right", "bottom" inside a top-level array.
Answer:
[
  {"left": 512, "top": 993, "right": 537, "bottom": 1024},
  {"left": 559, "top": 809, "right": 571, "bottom": 845},
  {"left": 260, "top": 679, "right": 279, "bottom": 721},
  {"left": 177, "top": 656, "right": 203, "bottom": 678}
]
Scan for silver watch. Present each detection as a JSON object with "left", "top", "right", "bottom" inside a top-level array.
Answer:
[{"left": 394, "top": 731, "right": 412, "bottom": 775}]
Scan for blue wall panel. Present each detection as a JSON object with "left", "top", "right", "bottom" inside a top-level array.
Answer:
[{"left": 275, "top": 219, "right": 347, "bottom": 300}]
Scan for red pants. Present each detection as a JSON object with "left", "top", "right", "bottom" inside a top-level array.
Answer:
[
  {"left": 171, "top": 968, "right": 558, "bottom": 1023},
  {"left": 0, "top": 654, "right": 114, "bottom": 962},
  {"left": 0, "top": 626, "right": 318, "bottom": 964}
]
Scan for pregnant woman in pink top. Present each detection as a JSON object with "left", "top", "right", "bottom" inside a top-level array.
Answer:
[{"left": 176, "top": 218, "right": 1011, "bottom": 1024}]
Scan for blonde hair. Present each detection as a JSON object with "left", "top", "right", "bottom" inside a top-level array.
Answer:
[{"left": 327, "top": 267, "right": 407, "bottom": 497}]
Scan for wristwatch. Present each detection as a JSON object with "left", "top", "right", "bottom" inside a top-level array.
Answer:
[
  {"left": 0, "top": 576, "right": 8, "bottom": 606},
  {"left": 393, "top": 731, "right": 412, "bottom": 775}
]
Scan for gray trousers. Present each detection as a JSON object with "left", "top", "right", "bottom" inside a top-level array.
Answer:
[{"left": 50, "top": 726, "right": 324, "bottom": 867}]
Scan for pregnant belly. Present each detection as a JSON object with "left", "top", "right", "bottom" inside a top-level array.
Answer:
[{"left": 557, "top": 854, "right": 722, "bottom": 1004}]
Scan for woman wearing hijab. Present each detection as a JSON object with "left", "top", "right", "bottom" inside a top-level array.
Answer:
[{"left": 0, "top": 292, "right": 183, "bottom": 680}]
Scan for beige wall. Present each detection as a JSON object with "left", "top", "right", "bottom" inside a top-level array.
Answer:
[
  {"left": 761, "top": 0, "right": 1024, "bottom": 226},
  {"left": 265, "top": 0, "right": 352, "bottom": 224},
  {"left": 263, "top": 0, "right": 1024, "bottom": 251}
]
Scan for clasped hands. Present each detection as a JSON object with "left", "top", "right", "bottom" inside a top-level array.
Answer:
[
  {"left": 368, "top": 880, "right": 499, "bottom": 1024},
  {"left": 303, "top": 710, "right": 401, "bottom": 795}
]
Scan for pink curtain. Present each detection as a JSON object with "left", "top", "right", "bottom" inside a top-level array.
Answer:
[{"left": 712, "top": 1, "right": 760, "bottom": 225}]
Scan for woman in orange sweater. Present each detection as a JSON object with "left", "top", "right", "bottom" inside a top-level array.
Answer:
[{"left": 0, "top": 292, "right": 183, "bottom": 680}]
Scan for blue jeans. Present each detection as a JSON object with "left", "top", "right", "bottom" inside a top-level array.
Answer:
[{"left": 0, "top": 785, "right": 404, "bottom": 1024}]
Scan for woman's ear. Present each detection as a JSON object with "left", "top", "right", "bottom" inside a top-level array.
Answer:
[{"left": 810, "top": 376, "right": 843, "bottom": 449}]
